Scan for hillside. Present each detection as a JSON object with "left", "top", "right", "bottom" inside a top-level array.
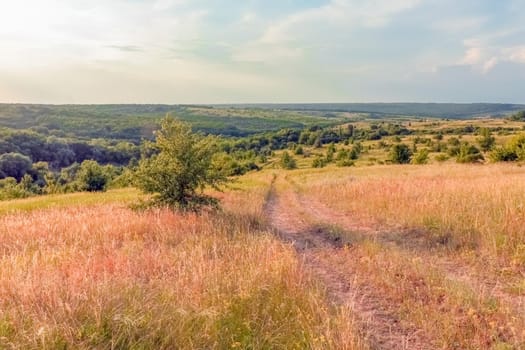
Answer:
[
  {"left": 226, "top": 103, "right": 525, "bottom": 119},
  {"left": 0, "top": 104, "right": 347, "bottom": 141}
]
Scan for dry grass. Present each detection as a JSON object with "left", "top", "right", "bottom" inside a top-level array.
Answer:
[
  {"left": 301, "top": 164, "right": 525, "bottom": 269},
  {"left": 0, "top": 174, "right": 360, "bottom": 349},
  {"left": 271, "top": 166, "right": 525, "bottom": 348}
]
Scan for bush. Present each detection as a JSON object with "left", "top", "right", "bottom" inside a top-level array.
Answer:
[
  {"left": 76, "top": 160, "right": 110, "bottom": 192},
  {"left": 312, "top": 156, "right": 328, "bottom": 168},
  {"left": 477, "top": 128, "right": 495, "bottom": 152},
  {"left": 134, "top": 116, "right": 227, "bottom": 210},
  {"left": 411, "top": 149, "right": 429, "bottom": 165},
  {"left": 456, "top": 143, "right": 484, "bottom": 163},
  {"left": 389, "top": 144, "right": 412, "bottom": 164},
  {"left": 489, "top": 133, "right": 525, "bottom": 162},
  {"left": 280, "top": 152, "right": 297, "bottom": 170}
]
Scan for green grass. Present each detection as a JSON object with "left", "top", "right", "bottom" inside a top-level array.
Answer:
[{"left": 0, "top": 188, "right": 141, "bottom": 215}]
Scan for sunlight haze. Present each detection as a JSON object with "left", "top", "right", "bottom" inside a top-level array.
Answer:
[{"left": 0, "top": 0, "right": 524, "bottom": 103}]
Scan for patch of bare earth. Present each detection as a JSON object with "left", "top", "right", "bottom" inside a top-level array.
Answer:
[{"left": 265, "top": 176, "right": 433, "bottom": 350}]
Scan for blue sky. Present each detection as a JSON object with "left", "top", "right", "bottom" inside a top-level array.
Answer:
[{"left": 0, "top": 0, "right": 524, "bottom": 103}]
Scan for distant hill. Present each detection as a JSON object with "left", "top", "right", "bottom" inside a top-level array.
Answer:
[
  {"left": 0, "top": 104, "right": 345, "bottom": 140},
  {"left": 221, "top": 103, "right": 525, "bottom": 119},
  {"left": 1, "top": 103, "right": 523, "bottom": 142}
]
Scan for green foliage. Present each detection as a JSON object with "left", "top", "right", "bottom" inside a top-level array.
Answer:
[
  {"left": 0, "top": 153, "right": 32, "bottom": 181},
  {"left": 490, "top": 133, "right": 525, "bottom": 162},
  {"left": 412, "top": 149, "right": 429, "bottom": 165},
  {"left": 134, "top": 116, "right": 227, "bottom": 210},
  {"left": 477, "top": 128, "right": 495, "bottom": 152},
  {"left": 280, "top": 152, "right": 297, "bottom": 170},
  {"left": 490, "top": 147, "right": 518, "bottom": 162},
  {"left": 312, "top": 156, "right": 328, "bottom": 168},
  {"left": 0, "top": 177, "right": 32, "bottom": 200},
  {"left": 294, "top": 145, "right": 304, "bottom": 155},
  {"left": 456, "top": 143, "right": 484, "bottom": 163},
  {"left": 212, "top": 153, "right": 259, "bottom": 176},
  {"left": 389, "top": 143, "right": 412, "bottom": 164},
  {"left": 76, "top": 160, "right": 111, "bottom": 192},
  {"left": 349, "top": 143, "right": 362, "bottom": 160}
]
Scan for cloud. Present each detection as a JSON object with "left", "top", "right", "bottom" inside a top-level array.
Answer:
[
  {"left": 260, "top": 0, "right": 421, "bottom": 44},
  {"left": 0, "top": 0, "right": 524, "bottom": 103}
]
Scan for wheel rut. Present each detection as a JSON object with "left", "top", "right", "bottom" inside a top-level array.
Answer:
[
  {"left": 265, "top": 175, "right": 434, "bottom": 350},
  {"left": 292, "top": 183, "right": 525, "bottom": 320}
]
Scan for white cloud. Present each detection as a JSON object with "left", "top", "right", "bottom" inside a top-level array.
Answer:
[
  {"left": 459, "top": 43, "right": 525, "bottom": 73},
  {"left": 461, "top": 47, "right": 483, "bottom": 65}
]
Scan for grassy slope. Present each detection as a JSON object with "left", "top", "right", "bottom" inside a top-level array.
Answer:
[
  {"left": 0, "top": 174, "right": 360, "bottom": 349},
  {"left": 273, "top": 164, "right": 525, "bottom": 348}
]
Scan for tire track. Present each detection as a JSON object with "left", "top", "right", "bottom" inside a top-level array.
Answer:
[{"left": 266, "top": 175, "right": 434, "bottom": 350}]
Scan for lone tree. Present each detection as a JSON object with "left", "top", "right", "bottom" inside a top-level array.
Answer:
[{"left": 134, "top": 116, "right": 227, "bottom": 210}]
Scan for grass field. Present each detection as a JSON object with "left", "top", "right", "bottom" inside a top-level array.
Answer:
[
  {"left": 0, "top": 173, "right": 361, "bottom": 349},
  {"left": 2, "top": 115, "right": 525, "bottom": 347}
]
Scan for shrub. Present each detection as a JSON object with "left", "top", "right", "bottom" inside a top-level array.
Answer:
[
  {"left": 134, "top": 116, "right": 227, "bottom": 210},
  {"left": 389, "top": 144, "right": 412, "bottom": 164},
  {"left": 489, "top": 133, "right": 525, "bottom": 162},
  {"left": 412, "top": 149, "right": 429, "bottom": 165},
  {"left": 477, "top": 128, "right": 495, "bottom": 152},
  {"left": 76, "top": 160, "right": 110, "bottom": 192},
  {"left": 280, "top": 152, "right": 297, "bottom": 170},
  {"left": 456, "top": 143, "right": 484, "bottom": 163},
  {"left": 312, "top": 156, "right": 327, "bottom": 168}
]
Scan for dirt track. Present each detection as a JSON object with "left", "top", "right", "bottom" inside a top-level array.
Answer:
[
  {"left": 265, "top": 175, "right": 433, "bottom": 350},
  {"left": 266, "top": 174, "right": 525, "bottom": 349}
]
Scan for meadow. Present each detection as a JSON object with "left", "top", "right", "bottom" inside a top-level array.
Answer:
[
  {"left": 2, "top": 109, "right": 525, "bottom": 348},
  {"left": 0, "top": 173, "right": 360, "bottom": 349}
]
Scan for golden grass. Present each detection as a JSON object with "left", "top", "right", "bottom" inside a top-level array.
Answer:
[
  {"left": 295, "top": 164, "right": 525, "bottom": 268},
  {"left": 272, "top": 166, "right": 525, "bottom": 348},
  {"left": 0, "top": 174, "right": 360, "bottom": 349}
]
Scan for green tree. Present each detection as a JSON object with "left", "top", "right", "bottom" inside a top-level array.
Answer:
[
  {"left": 389, "top": 144, "right": 412, "bottom": 164},
  {"left": 0, "top": 153, "right": 32, "bottom": 181},
  {"left": 76, "top": 160, "right": 110, "bottom": 192},
  {"left": 134, "top": 116, "right": 227, "bottom": 210}
]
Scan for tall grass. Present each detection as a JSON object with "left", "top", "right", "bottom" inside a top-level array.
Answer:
[
  {"left": 0, "top": 174, "right": 360, "bottom": 349},
  {"left": 304, "top": 164, "right": 525, "bottom": 267}
]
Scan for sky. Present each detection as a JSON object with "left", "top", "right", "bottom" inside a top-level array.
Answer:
[{"left": 0, "top": 0, "right": 524, "bottom": 104}]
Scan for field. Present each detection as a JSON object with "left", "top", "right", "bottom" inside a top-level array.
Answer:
[
  {"left": 2, "top": 108, "right": 525, "bottom": 349},
  {"left": 1, "top": 161, "right": 525, "bottom": 348}
]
